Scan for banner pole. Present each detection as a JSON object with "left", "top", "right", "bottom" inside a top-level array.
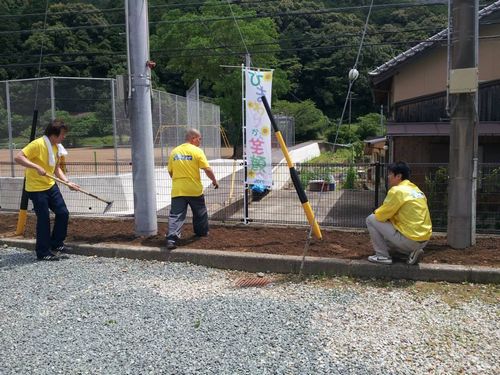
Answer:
[
  {"left": 261, "top": 95, "right": 322, "bottom": 240},
  {"left": 242, "top": 64, "right": 249, "bottom": 224}
]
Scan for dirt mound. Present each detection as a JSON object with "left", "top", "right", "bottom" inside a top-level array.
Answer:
[{"left": 1, "top": 213, "right": 499, "bottom": 267}]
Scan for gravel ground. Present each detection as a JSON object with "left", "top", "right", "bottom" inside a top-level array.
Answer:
[{"left": 0, "top": 247, "right": 499, "bottom": 375}]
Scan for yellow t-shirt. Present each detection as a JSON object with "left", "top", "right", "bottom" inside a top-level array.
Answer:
[
  {"left": 22, "top": 137, "right": 58, "bottom": 192},
  {"left": 375, "top": 179, "right": 432, "bottom": 241},
  {"left": 168, "top": 143, "right": 210, "bottom": 197}
]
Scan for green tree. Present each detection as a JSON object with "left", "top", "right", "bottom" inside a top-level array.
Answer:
[
  {"left": 354, "top": 112, "right": 383, "bottom": 140},
  {"left": 326, "top": 123, "right": 359, "bottom": 145},
  {"left": 273, "top": 99, "right": 329, "bottom": 141},
  {"left": 20, "top": 3, "right": 121, "bottom": 78},
  {"left": 151, "top": 0, "right": 289, "bottom": 145}
]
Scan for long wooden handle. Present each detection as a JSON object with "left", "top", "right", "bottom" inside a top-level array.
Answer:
[{"left": 47, "top": 174, "right": 111, "bottom": 204}]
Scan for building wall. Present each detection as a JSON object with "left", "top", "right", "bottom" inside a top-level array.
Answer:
[
  {"left": 393, "top": 136, "right": 500, "bottom": 163},
  {"left": 393, "top": 136, "right": 445, "bottom": 163},
  {"left": 392, "top": 24, "right": 500, "bottom": 103}
]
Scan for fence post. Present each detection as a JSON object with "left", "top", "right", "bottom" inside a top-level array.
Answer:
[
  {"left": 158, "top": 90, "right": 165, "bottom": 165},
  {"left": 6, "top": 81, "right": 14, "bottom": 177},
  {"left": 111, "top": 79, "right": 119, "bottom": 175},
  {"left": 50, "top": 77, "right": 55, "bottom": 120},
  {"left": 374, "top": 162, "right": 381, "bottom": 209},
  {"left": 175, "top": 95, "right": 179, "bottom": 148}
]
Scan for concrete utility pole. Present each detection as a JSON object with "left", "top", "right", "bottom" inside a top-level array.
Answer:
[
  {"left": 447, "top": 0, "right": 479, "bottom": 248},
  {"left": 127, "top": 0, "right": 157, "bottom": 236}
]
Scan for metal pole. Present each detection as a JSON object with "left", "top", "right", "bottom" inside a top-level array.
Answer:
[
  {"left": 127, "top": 0, "right": 157, "bottom": 235},
  {"left": 196, "top": 78, "right": 200, "bottom": 130},
  {"left": 447, "top": 0, "right": 478, "bottom": 248},
  {"left": 50, "top": 77, "right": 55, "bottom": 120},
  {"left": 111, "top": 79, "right": 119, "bottom": 175},
  {"left": 374, "top": 162, "right": 381, "bottom": 208},
  {"left": 242, "top": 62, "right": 248, "bottom": 224},
  {"left": 175, "top": 95, "right": 179, "bottom": 150},
  {"left": 6, "top": 82, "right": 14, "bottom": 176},
  {"left": 158, "top": 90, "right": 165, "bottom": 165}
]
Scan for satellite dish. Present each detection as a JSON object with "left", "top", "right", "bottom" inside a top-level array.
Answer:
[{"left": 348, "top": 68, "right": 359, "bottom": 81}]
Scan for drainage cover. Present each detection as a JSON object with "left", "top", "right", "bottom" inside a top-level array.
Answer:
[{"left": 234, "top": 277, "right": 272, "bottom": 288}]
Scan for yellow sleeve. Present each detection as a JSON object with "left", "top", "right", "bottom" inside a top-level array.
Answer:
[
  {"left": 22, "top": 140, "right": 40, "bottom": 160},
  {"left": 197, "top": 149, "right": 209, "bottom": 169},
  {"left": 167, "top": 152, "right": 173, "bottom": 174},
  {"left": 374, "top": 189, "right": 404, "bottom": 222}
]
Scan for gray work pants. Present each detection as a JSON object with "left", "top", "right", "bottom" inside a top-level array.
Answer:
[
  {"left": 366, "top": 214, "right": 428, "bottom": 258},
  {"left": 167, "top": 195, "right": 208, "bottom": 241}
]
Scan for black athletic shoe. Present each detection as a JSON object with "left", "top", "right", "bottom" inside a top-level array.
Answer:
[
  {"left": 53, "top": 245, "right": 72, "bottom": 254},
  {"left": 167, "top": 240, "right": 177, "bottom": 250},
  {"left": 37, "top": 253, "right": 60, "bottom": 261}
]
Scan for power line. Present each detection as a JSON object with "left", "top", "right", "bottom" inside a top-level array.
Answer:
[
  {"left": 0, "top": 0, "right": 280, "bottom": 19},
  {"left": 0, "top": 23, "right": 123, "bottom": 36},
  {"left": 1, "top": 0, "right": 494, "bottom": 22},
  {"left": 0, "top": 1, "right": 451, "bottom": 36},
  {"left": 0, "top": 25, "right": 449, "bottom": 59},
  {"left": 3, "top": 23, "right": 500, "bottom": 64},
  {"left": 3, "top": 32, "right": 500, "bottom": 69},
  {"left": 0, "top": 38, "right": 452, "bottom": 69},
  {"left": 0, "top": 6, "right": 123, "bottom": 19},
  {"left": 332, "top": 0, "right": 375, "bottom": 152},
  {"left": 152, "top": 2, "right": 450, "bottom": 26},
  {"left": 226, "top": 0, "right": 250, "bottom": 58}
]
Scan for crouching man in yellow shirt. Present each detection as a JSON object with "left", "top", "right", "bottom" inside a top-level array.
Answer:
[{"left": 366, "top": 161, "right": 432, "bottom": 265}]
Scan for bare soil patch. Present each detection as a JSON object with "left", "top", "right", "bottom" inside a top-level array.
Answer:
[{"left": 1, "top": 213, "right": 499, "bottom": 267}]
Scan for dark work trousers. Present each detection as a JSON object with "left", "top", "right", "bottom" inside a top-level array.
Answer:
[
  {"left": 28, "top": 184, "right": 69, "bottom": 258},
  {"left": 167, "top": 195, "right": 208, "bottom": 242}
]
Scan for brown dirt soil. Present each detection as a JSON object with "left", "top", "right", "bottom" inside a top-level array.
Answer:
[{"left": 1, "top": 213, "right": 499, "bottom": 267}]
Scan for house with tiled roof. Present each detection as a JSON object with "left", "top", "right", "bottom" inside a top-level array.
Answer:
[{"left": 369, "top": 1, "right": 500, "bottom": 163}]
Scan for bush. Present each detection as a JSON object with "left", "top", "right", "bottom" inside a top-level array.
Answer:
[{"left": 343, "top": 165, "right": 357, "bottom": 189}]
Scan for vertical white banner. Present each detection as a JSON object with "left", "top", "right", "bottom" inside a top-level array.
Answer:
[{"left": 245, "top": 69, "right": 273, "bottom": 188}]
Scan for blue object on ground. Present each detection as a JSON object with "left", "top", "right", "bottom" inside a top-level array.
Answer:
[{"left": 251, "top": 184, "right": 267, "bottom": 193}]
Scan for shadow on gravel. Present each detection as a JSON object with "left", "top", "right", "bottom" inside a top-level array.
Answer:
[{"left": 0, "top": 250, "right": 37, "bottom": 269}]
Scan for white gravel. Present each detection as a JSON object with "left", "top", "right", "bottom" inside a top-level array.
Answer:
[{"left": 0, "top": 246, "right": 498, "bottom": 375}]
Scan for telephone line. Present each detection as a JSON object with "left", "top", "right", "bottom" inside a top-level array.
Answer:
[
  {"left": 0, "top": 25, "right": 447, "bottom": 60},
  {"left": 0, "top": 37, "right": 460, "bottom": 69}
]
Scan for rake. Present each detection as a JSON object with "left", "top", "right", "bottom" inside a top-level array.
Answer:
[{"left": 47, "top": 174, "right": 114, "bottom": 214}]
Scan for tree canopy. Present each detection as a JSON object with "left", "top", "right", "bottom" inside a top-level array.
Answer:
[{"left": 2, "top": 0, "right": 490, "bottom": 144}]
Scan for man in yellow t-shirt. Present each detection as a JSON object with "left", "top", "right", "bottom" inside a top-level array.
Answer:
[
  {"left": 15, "top": 120, "right": 80, "bottom": 261},
  {"left": 366, "top": 161, "right": 432, "bottom": 265},
  {"left": 166, "top": 129, "right": 218, "bottom": 249}
]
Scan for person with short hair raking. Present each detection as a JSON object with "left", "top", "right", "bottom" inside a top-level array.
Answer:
[
  {"left": 166, "top": 129, "right": 218, "bottom": 250},
  {"left": 366, "top": 161, "right": 432, "bottom": 265},
  {"left": 15, "top": 120, "right": 80, "bottom": 261}
]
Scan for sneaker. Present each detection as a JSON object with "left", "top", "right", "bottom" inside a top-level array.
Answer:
[
  {"left": 368, "top": 255, "right": 393, "bottom": 264},
  {"left": 53, "top": 245, "right": 72, "bottom": 254},
  {"left": 407, "top": 248, "right": 424, "bottom": 265},
  {"left": 37, "top": 253, "right": 60, "bottom": 261},
  {"left": 166, "top": 240, "right": 177, "bottom": 250}
]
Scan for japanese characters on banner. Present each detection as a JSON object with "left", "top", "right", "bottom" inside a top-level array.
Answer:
[{"left": 245, "top": 68, "right": 273, "bottom": 188}]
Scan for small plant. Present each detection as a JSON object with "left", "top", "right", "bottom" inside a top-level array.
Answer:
[{"left": 343, "top": 165, "right": 357, "bottom": 189}]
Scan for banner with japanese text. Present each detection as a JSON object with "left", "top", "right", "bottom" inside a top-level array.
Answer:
[{"left": 245, "top": 68, "right": 273, "bottom": 188}]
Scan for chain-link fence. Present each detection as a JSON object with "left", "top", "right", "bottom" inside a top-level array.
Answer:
[
  {"left": 272, "top": 115, "right": 295, "bottom": 148},
  {"left": 2, "top": 161, "right": 499, "bottom": 234},
  {"left": 151, "top": 90, "right": 221, "bottom": 164},
  {"left": 0, "top": 77, "right": 221, "bottom": 172}
]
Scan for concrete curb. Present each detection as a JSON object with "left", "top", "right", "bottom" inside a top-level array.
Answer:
[{"left": 1, "top": 238, "right": 499, "bottom": 284}]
